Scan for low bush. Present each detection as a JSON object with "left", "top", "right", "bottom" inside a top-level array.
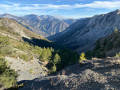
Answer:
[{"left": 0, "top": 57, "right": 18, "bottom": 89}]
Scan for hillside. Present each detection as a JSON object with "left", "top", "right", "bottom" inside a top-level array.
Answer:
[
  {"left": 49, "top": 9, "right": 120, "bottom": 53},
  {"left": 20, "top": 57, "right": 120, "bottom": 90},
  {"left": 85, "top": 30, "right": 120, "bottom": 59},
  {"left": 0, "top": 18, "right": 49, "bottom": 79},
  {"left": 0, "top": 18, "right": 79, "bottom": 89},
  {"left": 0, "top": 14, "right": 76, "bottom": 37}
]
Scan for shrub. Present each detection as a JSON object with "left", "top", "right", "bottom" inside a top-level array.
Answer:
[
  {"left": 0, "top": 57, "right": 18, "bottom": 89},
  {"left": 79, "top": 53, "right": 87, "bottom": 62},
  {"left": 114, "top": 28, "right": 118, "bottom": 33},
  {"left": 53, "top": 53, "right": 61, "bottom": 64},
  {"left": 115, "top": 52, "right": 120, "bottom": 59},
  {"left": 50, "top": 64, "right": 56, "bottom": 73},
  {"left": 19, "top": 54, "right": 29, "bottom": 61},
  {"left": 29, "top": 69, "right": 33, "bottom": 74}
]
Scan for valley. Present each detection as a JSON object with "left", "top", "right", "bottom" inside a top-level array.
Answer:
[{"left": 1, "top": 6, "right": 120, "bottom": 90}]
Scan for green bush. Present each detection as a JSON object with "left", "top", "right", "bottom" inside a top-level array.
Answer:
[
  {"left": 79, "top": 53, "right": 87, "bottom": 62},
  {"left": 19, "top": 54, "right": 29, "bottom": 61},
  {"left": 0, "top": 57, "right": 18, "bottom": 89},
  {"left": 50, "top": 64, "right": 56, "bottom": 73},
  {"left": 115, "top": 52, "right": 120, "bottom": 58},
  {"left": 114, "top": 28, "right": 118, "bottom": 33}
]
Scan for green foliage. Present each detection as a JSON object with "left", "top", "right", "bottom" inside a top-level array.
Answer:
[
  {"left": 115, "top": 52, "right": 120, "bottom": 58},
  {"left": 95, "top": 39, "right": 101, "bottom": 50},
  {"left": 39, "top": 47, "right": 50, "bottom": 61},
  {"left": 57, "top": 49, "right": 79, "bottom": 71},
  {"left": 0, "top": 33, "right": 79, "bottom": 75},
  {"left": 53, "top": 53, "right": 61, "bottom": 64},
  {"left": 114, "top": 28, "right": 118, "bottom": 33},
  {"left": 106, "top": 41, "right": 114, "bottom": 50},
  {"left": 86, "top": 51, "right": 92, "bottom": 60},
  {"left": 79, "top": 53, "right": 87, "bottom": 62},
  {"left": 29, "top": 69, "right": 33, "bottom": 74},
  {"left": 50, "top": 64, "right": 56, "bottom": 73},
  {"left": 0, "top": 35, "right": 9, "bottom": 48},
  {"left": 86, "top": 38, "right": 107, "bottom": 59},
  {"left": 0, "top": 57, "right": 18, "bottom": 88},
  {"left": 19, "top": 54, "right": 29, "bottom": 61},
  {"left": 115, "top": 39, "right": 120, "bottom": 48}
]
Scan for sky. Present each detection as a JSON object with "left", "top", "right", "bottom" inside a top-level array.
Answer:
[{"left": 0, "top": 0, "right": 120, "bottom": 19}]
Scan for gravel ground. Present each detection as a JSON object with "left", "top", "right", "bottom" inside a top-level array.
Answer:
[
  {"left": 5, "top": 56, "right": 48, "bottom": 81},
  {"left": 20, "top": 58, "right": 120, "bottom": 90}
]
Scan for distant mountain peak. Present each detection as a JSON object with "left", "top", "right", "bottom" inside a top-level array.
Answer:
[{"left": 116, "top": 9, "right": 120, "bottom": 14}]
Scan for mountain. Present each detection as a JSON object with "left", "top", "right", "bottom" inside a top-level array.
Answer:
[
  {"left": 0, "top": 14, "right": 76, "bottom": 37},
  {"left": 0, "top": 18, "right": 50, "bottom": 89},
  {"left": 0, "top": 17, "right": 49, "bottom": 78},
  {"left": 0, "top": 18, "right": 79, "bottom": 89},
  {"left": 64, "top": 19, "right": 77, "bottom": 24},
  {"left": 49, "top": 9, "right": 120, "bottom": 53},
  {"left": 85, "top": 30, "right": 120, "bottom": 59}
]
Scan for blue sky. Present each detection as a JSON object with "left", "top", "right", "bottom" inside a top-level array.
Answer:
[{"left": 0, "top": 0, "right": 120, "bottom": 18}]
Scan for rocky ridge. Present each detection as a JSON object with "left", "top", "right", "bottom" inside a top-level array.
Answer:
[
  {"left": 20, "top": 57, "right": 120, "bottom": 90},
  {"left": 0, "top": 14, "right": 76, "bottom": 37},
  {"left": 49, "top": 9, "right": 120, "bottom": 53}
]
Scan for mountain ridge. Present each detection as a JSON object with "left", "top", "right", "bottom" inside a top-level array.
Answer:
[
  {"left": 0, "top": 14, "right": 76, "bottom": 37},
  {"left": 49, "top": 9, "right": 120, "bottom": 53}
]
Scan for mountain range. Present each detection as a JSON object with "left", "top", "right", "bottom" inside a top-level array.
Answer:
[
  {"left": 0, "top": 14, "right": 76, "bottom": 37},
  {"left": 2, "top": 9, "right": 120, "bottom": 90},
  {"left": 0, "top": 17, "right": 79, "bottom": 89},
  {"left": 49, "top": 9, "right": 120, "bottom": 53}
]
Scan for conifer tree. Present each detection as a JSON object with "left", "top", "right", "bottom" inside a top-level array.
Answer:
[
  {"left": 51, "top": 64, "right": 56, "bottom": 72},
  {"left": 39, "top": 47, "right": 48, "bottom": 61},
  {"left": 53, "top": 53, "right": 61, "bottom": 64},
  {"left": 46, "top": 47, "right": 52, "bottom": 60}
]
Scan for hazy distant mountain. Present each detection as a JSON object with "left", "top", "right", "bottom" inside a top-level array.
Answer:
[
  {"left": 0, "top": 14, "right": 76, "bottom": 37},
  {"left": 64, "top": 19, "right": 77, "bottom": 24},
  {"left": 49, "top": 9, "right": 120, "bottom": 53}
]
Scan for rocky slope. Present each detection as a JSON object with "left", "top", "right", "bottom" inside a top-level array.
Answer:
[
  {"left": 0, "top": 18, "right": 48, "bottom": 81},
  {"left": 49, "top": 9, "right": 120, "bottom": 53},
  {"left": 20, "top": 57, "right": 120, "bottom": 90},
  {"left": 0, "top": 14, "right": 75, "bottom": 37}
]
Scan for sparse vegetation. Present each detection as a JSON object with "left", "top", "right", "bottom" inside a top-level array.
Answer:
[
  {"left": 0, "top": 57, "right": 18, "bottom": 89},
  {"left": 19, "top": 54, "right": 29, "bottom": 61},
  {"left": 29, "top": 69, "right": 34, "bottom": 74},
  {"left": 85, "top": 30, "right": 120, "bottom": 59}
]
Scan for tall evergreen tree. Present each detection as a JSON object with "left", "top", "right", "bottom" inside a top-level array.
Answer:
[
  {"left": 53, "top": 53, "right": 61, "bottom": 64},
  {"left": 39, "top": 47, "right": 48, "bottom": 61}
]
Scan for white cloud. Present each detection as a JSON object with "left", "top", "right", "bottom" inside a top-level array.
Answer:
[
  {"left": 75, "top": 1, "right": 120, "bottom": 9},
  {"left": 0, "top": 1, "right": 120, "bottom": 11},
  {"left": 0, "top": 0, "right": 120, "bottom": 15}
]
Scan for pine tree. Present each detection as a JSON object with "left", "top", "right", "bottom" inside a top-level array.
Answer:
[
  {"left": 53, "top": 53, "right": 61, "bottom": 64},
  {"left": 39, "top": 47, "right": 48, "bottom": 61},
  {"left": 50, "top": 64, "right": 56, "bottom": 73},
  {"left": 79, "top": 53, "right": 87, "bottom": 62},
  {"left": 46, "top": 47, "right": 52, "bottom": 60}
]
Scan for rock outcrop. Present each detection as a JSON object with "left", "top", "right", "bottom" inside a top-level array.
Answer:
[{"left": 20, "top": 58, "right": 120, "bottom": 90}]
